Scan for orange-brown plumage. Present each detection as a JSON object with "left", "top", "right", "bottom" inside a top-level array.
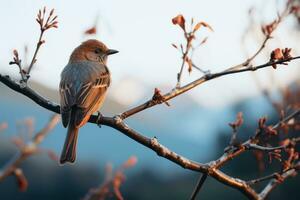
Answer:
[
  {"left": 69, "top": 40, "right": 110, "bottom": 63},
  {"left": 59, "top": 39, "right": 118, "bottom": 164}
]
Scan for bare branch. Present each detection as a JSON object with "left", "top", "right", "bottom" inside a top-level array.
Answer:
[
  {"left": 83, "top": 157, "right": 137, "bottom": 200},
  {"left": 8, "top": 7, "right": 58, "bottom": 84},
  {"left": 2, "top": 71, "right": 300, "bottom": 199},
  {"left": 259, "top": 165, "right": 299, "bottom": 200},
  {"left": 1, "top": 3, "right": 300, "bottom": 199},
  {"left": 120, "top": 56, "right": 300, "bottom": 119},
  {"left": 27, "top": 7, "right": 58, "bottom": 76},
  {"left": 190, "top": 173, "right": 208, "bottom": 200},
  {"left": 0, "top": 115, "right": 60, "bottom": 184}
]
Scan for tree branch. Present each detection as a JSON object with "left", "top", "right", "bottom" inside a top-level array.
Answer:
[
  {"left": 120, "top": 56, "right": 300, "bottom": 119},
  {"left": 258, "top": 165, "right": 299, "bottom": 200},
  {"left": 2, "top": 3, "right": 300, "bottom": 199},
  {"left": 0, "top": 114, "right": 60, "bottom": 182},
  {"left": 190, "top": 173, "right": 208, "bottom": 200},
  {"left": 2, "top": 66, "right": 300, "bottom": 199}
]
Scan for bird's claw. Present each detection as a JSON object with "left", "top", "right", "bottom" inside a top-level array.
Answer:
[{"left": 96, "top": 111, "right": 103, "bottom": 128}]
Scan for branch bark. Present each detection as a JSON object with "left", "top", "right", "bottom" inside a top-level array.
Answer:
[
  {"left": 1, "top": 56, "right": 300, "bottom": 199},
  {"left": 120, "top": 56, "right": 300, "bottom": 119}
]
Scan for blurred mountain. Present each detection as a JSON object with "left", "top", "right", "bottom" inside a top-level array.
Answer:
[{"left": 2, "top": 79, "right": 297, "bottom": 200}]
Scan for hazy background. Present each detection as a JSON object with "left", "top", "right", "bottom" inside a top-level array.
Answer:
[{"left": 0, "top": 0, "right": 300, "bottom": 199}]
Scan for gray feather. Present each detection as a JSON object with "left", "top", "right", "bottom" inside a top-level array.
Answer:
[{"left": 59, "top": 61, "right": 110, "bottom": 127}]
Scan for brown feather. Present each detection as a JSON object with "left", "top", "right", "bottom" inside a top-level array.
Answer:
[{"left": 59, "top": 39, "right": 114, "bottom": 164}]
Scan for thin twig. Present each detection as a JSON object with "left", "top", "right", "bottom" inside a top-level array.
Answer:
[
  {"left": 2, "top": 72, "right": 300, "bottom": 199},
  {"left": 176, "top": 40, "right": 190, "bottom": 88},
  {"left": 213, "top": 108, "right": 300, "bottom": 169},
  {"left": 272, "top": 108, "right": 300, "bottom": 129},
  {"left": 9, "top": 50, "right": 27, "bottom": 83},
  {"left": 120, "top": 56, "right": 300, "bottom": 119},
  {"left": 259, "top": 166, "right": 298, "bottom": 199},
  {"left": 1, "top": 3, "right": 300, "bottom": 199},
  {"left": 248, "top": 172, "right": 281, "bottom": 185},
  {"left": 26, "top": 31, "right": 44, "bottom": 75},
  {"left": 224, "top": 2, "right": 290, "bottom": 73},
  {"left": 190, "top": 173, "right": 208, "bottom": 200},
  {"left": 0, "top": 114, "right": 60, "bottom": 182},
  {"left": 10, "top": 7, "right": 58, "bottom": 83},
  {"left": 192, "top": 62, "right": 210, "bottom": 74}
]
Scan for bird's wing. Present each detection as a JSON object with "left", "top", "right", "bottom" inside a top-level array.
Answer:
[
  {"left": 59, "top": 61, "right": 110, "bottom": 127},
  {"left": 60, "top": 80, "right": 74, "bottom": 128},
  {"left": 74, "top": 72, "right": 110, "bottom": 127}
]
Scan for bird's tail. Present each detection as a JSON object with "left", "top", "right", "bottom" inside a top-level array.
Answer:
[{"left": 60, "top": 110, "right": 79, "bottom": 164}]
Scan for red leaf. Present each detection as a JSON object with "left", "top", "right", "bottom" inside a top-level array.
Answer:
[
  {"left": 229, "top": 112, "right": 244, "bottom": 129},
  {"left": 185, "top": 57, "right": 193, "bottom": 74},
  {"left": 113, "top": 171, "right": 125, "bottom": 200},
  {"left": 172, "top": 14, "right": 186, "bottom": 31},
  {"left": 152, "top": 88, "right": 170, "bottom": 106},
  {"left": 84, "top": 26, "right": 97, "bottom": 35},
  {"left": 14, "top": 169, "right": 28, "bottom": 192},
  {"left": 122, "top": 156, "right": 137, "bottom": 169},
  {"left": 271, "top": 48, "right": 284, "bottom": 60},
  {"left": 193, "top": 21, "right": 214, "bottom": 33}
]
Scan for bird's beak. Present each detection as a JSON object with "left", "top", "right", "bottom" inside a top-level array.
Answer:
[{"left": 106, "top": 49, "right": 119, "bottom": 55}]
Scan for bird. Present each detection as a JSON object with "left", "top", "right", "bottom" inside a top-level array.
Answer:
[{"left": 59, "top": 39, "right": 118, "bottom": 164}]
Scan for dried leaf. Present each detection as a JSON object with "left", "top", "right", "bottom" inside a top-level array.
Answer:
[
  {"left": 274, "top": 173, "right": 284, "bottom": 183},
  {"left": 172, "top": 14, "right": 186, "bottom": 31},
  {"left": 262, "top": 20, "right": 277, "bottom": 36},
  {"left": 122, "top": 156, "right": 137, "bottom": 169},
  {"left": 268, "top": 151, "right": 282, "bottom": 163},
  {"left": 13, "top": 49, "right": 19, "bottom": 58},
  {"left": 152, "top": 88, "right": 170, "bottom": 106},
  {"left": 193, "top": 21, "right": 214, "bottom": 33},
  {"left": 185, "top": 57, "right": 193, "bottom": 74},
  {"left": 266, "top": 126, "right": 277, "bottom": 136},
  {"left": 113, "top": 171, "right": 125, "bottom": 200},
  {"left": 49, "top": 9, "right": 54, "bottom": 16},
  {"left": 290, "top": 5, "right": 300, "bottom": 14},
  {"left": 229, "top": 112, "right": 243, "bottom": 130},
  {"left": 282, "top": 48, "right": 292, "bottom": 59},
  {"left": 84, "top": 26, "right": 97, "bottom": 35},
  {"left": 14, "top": 168, "right": 28, "bottom": 192},
  {"left": 43, "top": 6, "right": 46, "bottom": 15},
  {"left": 258, "top": 117, "right": 267, "bottom": 129},
  {"left": 294, "top": 152, "right": 299, "bottom": 160},
  {"left": 199, "top": 37, "right": 209, "bottom": 45},
  {"left": 271, "top": 48, "right": 284, "bottom": 60},
  {"left": 171, "top": 43, "right": 178, "bottom": 49},
  {"left": 280, "top": 139, "right": 291, "bottom": 146}
]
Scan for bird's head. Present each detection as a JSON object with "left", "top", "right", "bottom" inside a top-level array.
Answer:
[{"left": 69, "top": 39, "right": 118, "bottom": 64}]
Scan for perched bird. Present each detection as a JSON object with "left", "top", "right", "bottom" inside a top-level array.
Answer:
[{"left": 59, "top": 39, "right": 118, "bottom": 164}]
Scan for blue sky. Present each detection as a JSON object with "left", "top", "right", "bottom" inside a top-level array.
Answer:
[{"left": 1, "top": 0, "right": 300, "bottom": 107}]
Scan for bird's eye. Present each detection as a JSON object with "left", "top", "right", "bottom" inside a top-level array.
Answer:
[{"left": 94, "top": 48, "right": 101, "bottom": 54}]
